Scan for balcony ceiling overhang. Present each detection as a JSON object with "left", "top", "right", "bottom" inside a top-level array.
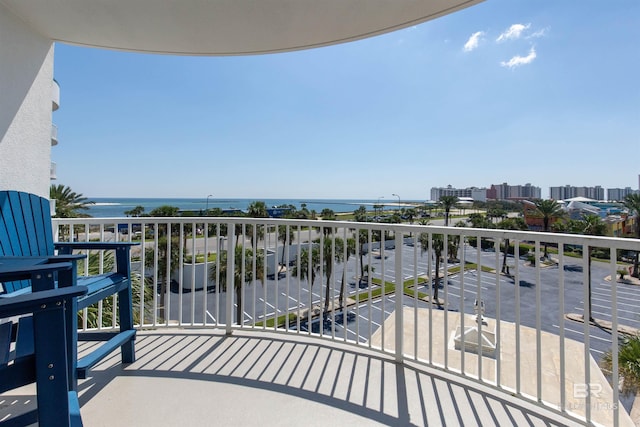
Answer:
[{"left": 1, "top": 0, "right": 482, "bottom": 55}]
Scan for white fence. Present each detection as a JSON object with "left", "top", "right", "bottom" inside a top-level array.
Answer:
[{"left": 53, "top": 217, "right": 640, "bottom": 427}]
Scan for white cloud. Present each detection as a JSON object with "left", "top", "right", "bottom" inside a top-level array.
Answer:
[
  {"left": 500, "top": 47, "right": 537, "bottom": 69},
  {"left": 527, "top": 27, "right": 549, "bottom": 39},
  {"left": 496, "top": 24, "right": 531, "bottom": 42},
  {"left": 463, "top": 31, "right": 485, "bottom": 52}
]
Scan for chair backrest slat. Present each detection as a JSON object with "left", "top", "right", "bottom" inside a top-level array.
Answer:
[{"left": 0, "top": 191, "right": 54, "bottom": 293}]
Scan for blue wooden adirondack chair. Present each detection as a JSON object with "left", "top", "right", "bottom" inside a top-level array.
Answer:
[
  {"left": 0, "top": 258, "right": 87, "bottom": 426},
  {"left": 0, "top": 191, "right": 137, "bottom": 389}
]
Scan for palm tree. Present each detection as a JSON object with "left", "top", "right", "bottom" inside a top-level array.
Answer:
[
  {"left": 277, "top": 224, "right": 296, "bottom": 270},
  {"left": 145, "top": 235, "right": 181, "bottom": 320},
  {"left": 338, "top": 237, "right": 356, "bottom": 309},
  {"left": 50, "top": 184, "right": 94, "bottom": 218},
  {"left": 405, "top": 208, "right": 417, "bottom": 225},
  {"left": 292, "top": 245, "right": 321, "bottom": 288},
  {"left": 320, "top": 208, "right": 336, "bottom": 237},
  {"left": 467, "top": 213, "right": 493, "bottom": 229},
  {"left": 208, "top": 246, "right": 264, "bottom": 324},
  {"left": 601, "top": 335, "right": 640, "bottom": 397},
  {"left": 149, "top": 205, "right": 180, "bottom": 217},
  {"left": 497, "top": 217, "right": 528, "bottom": 276},
  {"left": 124, "top": 205, "right": 145, "bottom": 217},
  {"left": 354, "top": 229, "right": 370, "bottom": 280},
  {"left": 623, "top": 194, "right": 640, "bottom": 277},
  {"left": 318, "top": 236, "right": 346, "bottom": 313},
  {"left": 579, "top": 214, "right": 607, "bottom": 321},
  {"left": 81, "top": 251, "right": 153, "bottom": 327},
  {"left": 534, "top": 199, "right": 565, "bottom": 258},
  {"left": 247, "top": 201, "right": 268, "bottom": 248},
  {"left": 419, "top": 233, "right": 444, "bottom": 306},
  {"left": 353, "top": 205, "right": 368, "bottom": 223},
  {"left": 247, "top": 201, "right": 268, "bottom": 218},
  {"left": 439, "top": 196, "right": 458, "bottom": 227}
]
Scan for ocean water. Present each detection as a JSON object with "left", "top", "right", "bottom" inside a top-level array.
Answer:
[{"left": 86, "top": 198, "right": 419, "bottom": 218}]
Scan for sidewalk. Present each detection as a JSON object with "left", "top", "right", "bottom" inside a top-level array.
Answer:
[{"left": 371, "top": 307, "right": 634, "bottom": 427}]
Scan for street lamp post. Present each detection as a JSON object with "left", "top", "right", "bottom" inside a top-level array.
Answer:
[
  {"left": 376, "top": 196, "right": 384, "bottom": 221},
  {"left": 392, "top": 193, "right": 401, "bottom": 214},
  {"left": 206, "top": 194, "right": 213, "bottom": 215}
]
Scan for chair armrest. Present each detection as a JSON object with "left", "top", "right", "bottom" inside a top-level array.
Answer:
[
  {"left": 0, "top": 286, "right": 88, "bottom": 318},
  {"left": 0, "top": 261, "right": 74, "bottom": 282},
  {"left": 55, "top": 242, "right": 139, "bottom": 252},
  {"left": 47, "top": 254, "right": 86, "bottom": 263}
]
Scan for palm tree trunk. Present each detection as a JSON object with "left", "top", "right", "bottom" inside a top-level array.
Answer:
[
  {"left": 433, "top": 256, "right": 440, "bottom": 305},
  {"left": 235, "top": 284, "right": 243, "bottom": 325},
  {"left": 339, "top": 271, "right": 346, "bottom": 309},
  {"left": 324, "top": 272, "right": 332, "bottom": 313},
  {"left": 159, "top": 279, "right": 167, "bottom": 321},
  {"left": 502, "top": 239, "right": 510, "bottom": 275},
  {"left": 587, "top": 247, "right": 594, "bottom": 322}
]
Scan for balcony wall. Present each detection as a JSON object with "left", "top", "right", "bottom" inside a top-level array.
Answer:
[
  {"left": 52, "top": 217, "right": 640, "bottom": 426},
  {"left": 52, "top": 78, "right": 60, "bottom": 111},
  {"left": 51, "top": 123, "right": 58, "bottom": 146}
]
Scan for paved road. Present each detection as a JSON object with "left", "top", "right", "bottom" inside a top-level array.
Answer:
[{"left": 164, "top": 241, "right": 639, "bottom": 363}]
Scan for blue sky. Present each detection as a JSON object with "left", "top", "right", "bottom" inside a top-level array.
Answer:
[{"left": 52, "top": 0, "right": 639, "bottom": 200}]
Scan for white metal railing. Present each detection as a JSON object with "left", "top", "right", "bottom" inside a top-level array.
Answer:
[
  {"left": 51, "top": 124, "right": 58, "bottom": 146},
  {"left": 52, "top": 217, "right": 640, "bottom": 426}
]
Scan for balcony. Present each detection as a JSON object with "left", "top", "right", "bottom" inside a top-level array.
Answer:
[
  {"left": 52, "top": 79, "right": 60, "bottom": 111},
  {"left": 51, "top": 123, "right": 58, "bottom": 146},
  {"left": 4, "top": 217, "right": 640, "bottom": 426},
  {"left": 50, "top": 161, "right": 57, "bottom": 180}
]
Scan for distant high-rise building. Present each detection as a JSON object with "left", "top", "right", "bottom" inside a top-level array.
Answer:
[
  {"left": 488, "top": 182, "right": 541, "bottom": 200},
  {"left": 608, "top": 187, "right": 635, "bottom": 201},
  {"left": 430, "top": 185, "right": 487, "bottom": 202},
  {"left": 549, "top": 185, "right": 605, "bottom": 201}
]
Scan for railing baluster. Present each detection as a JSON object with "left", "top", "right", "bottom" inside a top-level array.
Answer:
[
  {"left": 226, "top": 221, "right": 235, "bottom": 333},
  {"left": 285, "top": 225, "right": 291, "bottom": 332},
  {"left": 367, "top": 228, "right": 373, "bottom": 349},
  {"left": 342, "top": 226, "right": 348, "bottom": 343},
  {"left": 443, "top": 233, "right": 449, "bottom": 370},
  {"left": 495, "top": 237, "right": 501, "bottom": 387},
  {"left": 413, "top": 233, "right": 418, "bottom": 361},
  {"left": 296, "top": 226, "right": 302, "bottom": 334},
  {"left": 252, "top": 224, "right": 257, "bottom": 330},
  {"left": 216, "top": 223, "right": 221, "bottom": 327},
  {"left": 476, "top": 233, "right": 482, "bottom": 380},
  {"left": 241, "top": 224, "right": 246, "bottom": 328},
  {"left": 582, "top": 245, "right": 591, "bottom": 423},
  {"left": 395, "top": 228, "right": 403, "bottom": 363},
  {"left": 610, "top": 247, "right": 619, "bottom": 427},
  {"left": 515, "top": 234, "right": 521, "bottom": 396},
  {"left": 558, "top": 242, "right": 566, "bottom": 414},
  {"left": 535, "top": 240, "right": 542, "bottom": 402},
  {"left": 190, "top": 222, "right": 196, "bottom": 325},
  {"left": 203, "top": 221, "right": 209, "bottom": 326},
  {"left": 274, "top": 224, "right": 280, "bottom": 332},
  {"left": 427, "top": 232, "right": 433, "bottom": 365},
  {"left": 152, "top": 223, "right": 159, "bottom": 326},
  {"left": 459, "top": 234, "right": 465, "bottom": 375},
  {"left": 49, "top": 216, "right": 639, "bottom": 427}
]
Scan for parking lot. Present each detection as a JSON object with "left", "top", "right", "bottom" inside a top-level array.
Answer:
[{"left": 164, "top": 241, "right": 640, "bottom": 365}]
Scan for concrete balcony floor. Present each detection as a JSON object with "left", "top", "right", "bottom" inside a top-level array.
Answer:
[{"left": 70, "top": 329, "right": 580, "bottom": 426}]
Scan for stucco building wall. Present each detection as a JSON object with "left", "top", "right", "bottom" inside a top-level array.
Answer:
[{"left": 0, "top": 3, "right": 54, "bottom": 197}]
